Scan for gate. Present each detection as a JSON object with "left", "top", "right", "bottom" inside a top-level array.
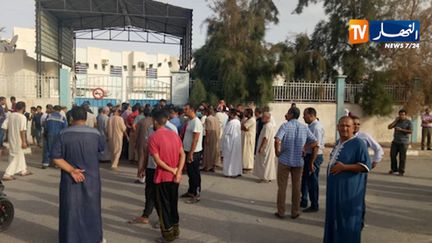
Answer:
[
  {"left": 126, "top": 76, "right": 171, "bottom": 106},
  {"left": 73, "top": 74, "right": 123, "bottom": 110},
  {"left": 73, "top": 74, "right": 172, "bottom": 109}
]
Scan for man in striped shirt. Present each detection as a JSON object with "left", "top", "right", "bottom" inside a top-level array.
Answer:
[{"left": 274, "top": 107, "right": 318, "bottom": 219}]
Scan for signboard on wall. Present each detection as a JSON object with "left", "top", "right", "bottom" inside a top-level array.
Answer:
[{"left": 171, "top": 71, "right": 189, "bottom": 106}]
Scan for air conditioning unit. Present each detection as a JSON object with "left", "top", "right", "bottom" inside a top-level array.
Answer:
[
  {"left": 138, "top": 62, "right": 145, "bottom": 68},
  {"left": 76, "top": 89, "right": 86, "bottom": 97},
  {"left": 102, "top": 59, "right": 109, "bottom": 65}
]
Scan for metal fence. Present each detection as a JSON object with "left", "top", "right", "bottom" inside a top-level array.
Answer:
[
  {"left": 74, "top": 74, "right": 123, "bottom": 100},
  {"left": 126, "top": 76, "right": 171, "bottom": 103},
  {"left": 0, "top": 74, "right": 59, "bottom": 98},
  {"left": 73, "top": 74, "right": 171, "bottom": 106},
  {"left": 273, "top": 82, "right": 407, "bottom": 103}
]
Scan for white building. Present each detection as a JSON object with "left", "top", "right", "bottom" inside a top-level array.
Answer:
[
  {"left": 0, "top": 27, "right": 186, "bottom": 107},
  {"left": 74, "top": 47, "right": 180, "bottom": 105},
  {"left": 0, "top": 27, "right": 59, "bottom": 99}
]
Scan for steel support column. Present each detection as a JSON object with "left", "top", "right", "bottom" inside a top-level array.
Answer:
[{"left": 335, "top": 75, "right": 347, "bottom": 141}]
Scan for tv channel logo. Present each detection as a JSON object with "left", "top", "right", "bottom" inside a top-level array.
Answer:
[
  {"left": 349, "top": 20, "right": 420, "bottom": 44},
  {"left": 349, "top": 20, "right": 369, "bottom": 44}
]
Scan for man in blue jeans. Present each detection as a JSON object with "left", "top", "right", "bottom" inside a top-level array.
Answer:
[
  {"left": 301, "top": 107, "right": 325, "bottom": 213},
  {"left": 43, "top": 105, "right": 67, "bottom": 168}
]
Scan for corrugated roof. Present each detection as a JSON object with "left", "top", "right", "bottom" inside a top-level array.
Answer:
[{"left": 38, "top": 0, "right": 192, "bottom": 38}]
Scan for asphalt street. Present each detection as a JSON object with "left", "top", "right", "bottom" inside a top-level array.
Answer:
[{"left": 0, "top": 146, "right": 431, "bottom": 243}]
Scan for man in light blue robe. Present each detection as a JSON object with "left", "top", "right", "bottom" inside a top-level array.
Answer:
[
  {"left": 324, "top": 116, "right": 371, "bottom": 243},
  {"left": 52, "top": 107, "right": 106, "bottom": 243}
]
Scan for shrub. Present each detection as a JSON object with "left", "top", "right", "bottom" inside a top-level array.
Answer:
[
  {"left": 189, "top": 79, "right": 207, "bottom": 107},
  {"left": 360, "top": 72, "right": 394, "bottom": 116}
]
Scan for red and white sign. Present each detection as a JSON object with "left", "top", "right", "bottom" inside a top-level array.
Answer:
[{"left": 92, "top": 88, "right": 105, "bottom": 100}]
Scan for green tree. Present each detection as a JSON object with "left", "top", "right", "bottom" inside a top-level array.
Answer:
[
  {"left": 207, "top": 92, "right": 219, "bottom": 106},
  {"left": 189, "top": 79, "right": 207, "bottom": 107},
  {"left": 379, "top": 0, "right": 432, "bottom": 114},
  {"left": 270, "top": 42, "right": 295, "bottom": 81},
  {"left": 295, "top": 0, "right": 393, "bottom": 83},
  {"left": 361, "top": 71, "right": 394, "bottom": 116},
  {"left": 292, "top": 34, "right": 327, "bottom": 81},
  {"left": 192, "top": 0, "right": 281, "bottom": 105}
]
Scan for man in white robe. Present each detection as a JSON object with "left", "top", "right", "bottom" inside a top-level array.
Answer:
[
  {"left": 216, "top": 107, "right": 229, "bottom": 159},
  {"left": 2, "top": 101, "right": 32, "bottom": 180},
  {"left": 222, "top": 110, "right": 243, "bottom": 177},
  {"left": 253, "top": 112, "right": 276, "bottom": 182},
  {"left": 241, "top": 108, "right": 256, "bottom": 171}
]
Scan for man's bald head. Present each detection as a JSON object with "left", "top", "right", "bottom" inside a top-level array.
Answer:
[
  {"left": 262, "top": 111, "right": 271, "bottom": 123},
  {"left": 338, "top": 116, "right": 354, "bottom": 125},
  {"left": 338, "top": 116, "right": 355, "bottom": 141}
]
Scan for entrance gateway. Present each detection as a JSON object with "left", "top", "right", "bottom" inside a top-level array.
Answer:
[{"left": 36, "top": 0, "right": 192, "bottom": 108}]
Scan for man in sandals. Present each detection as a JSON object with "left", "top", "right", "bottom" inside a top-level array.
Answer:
[
  {"left": 2, "top": 101, "right": 33, "bottom": 181},
  {"left": 129, "top": 109, "right": 179, "bottom": 225},
  {"left": 148, "top": 109, "right": 185, "bottom": 242}
]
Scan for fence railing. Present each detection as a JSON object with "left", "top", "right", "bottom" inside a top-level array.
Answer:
[
  {"left": 73, "top": 74, "right": 172, "bottom": 103},
  {"left": 126, "top": 76, "right": 171, "bottom": 101},
  {"left": 273, "top": 82, "right": 407, "bottom": 103},
  {"left": 0, "top": 74, "right": 59, "bottom": 98},
  {"left": 75, "top": 74, "right": 123, "bottom": 99}
]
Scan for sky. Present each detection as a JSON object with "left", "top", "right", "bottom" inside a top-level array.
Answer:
[{"left": 0, "top": 0, "right": 326, "bottom": 56}]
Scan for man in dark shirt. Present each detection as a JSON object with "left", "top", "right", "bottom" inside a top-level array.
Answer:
[
  {"left": 32, "top": 106, "right": 43, "bottom": 147},
  {"left": 388, "top": 109, "right": 412, "bottom": 176},
  {"left": 43, "top": 105, "right": 67, "bottom": 169},
  {"left": 66, "top": 104, "right": 78, "bottom": 126},
  {"left": 10, "top": 96, "right": 16, "bottom": 112},
  {"left": 254, "top": 107, "right": 264, "bottom": 153},
  {"left": 0, "top": 97, "right": 7, "bottom": 148}
]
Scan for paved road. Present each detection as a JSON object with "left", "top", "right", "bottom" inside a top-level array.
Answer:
[{"left": 0, "top": 146, "right": 431, "bottom": 243}]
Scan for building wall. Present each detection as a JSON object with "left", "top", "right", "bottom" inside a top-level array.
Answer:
[
  {"left": 12, "top": 27, "right": 36, "bottom": 60},
  {"left": 269, "top": 102, "right": 421, "bottom": 144},
  {"left": 75, "top": 46, "right": 180, "bottom": 103},
  {"left": 3, "top": 27, "right": 183, "bottom": 105},
  {"left": 75, "top": 47, "right": 179, "bottom": 77}
]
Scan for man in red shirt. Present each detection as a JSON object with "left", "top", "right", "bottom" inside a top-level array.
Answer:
[{"left": 148, "top": 109, "right": 186, "bottom": 242}]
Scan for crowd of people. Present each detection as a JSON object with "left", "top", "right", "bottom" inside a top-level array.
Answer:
[{"left": 0, "top": 95, "right": 427, "bottom": 243}]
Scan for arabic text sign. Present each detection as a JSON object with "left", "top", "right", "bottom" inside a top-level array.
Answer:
[
  {"left": 349, "top": 20, "right": 420, "bottom": 44},
  {"left": 370, "top": 20, "right": 420, "bottom": 42}
]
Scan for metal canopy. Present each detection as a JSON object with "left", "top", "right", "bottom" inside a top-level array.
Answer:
[{"left": 35, "top": 0, "right": 193, "bottom": 70}]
